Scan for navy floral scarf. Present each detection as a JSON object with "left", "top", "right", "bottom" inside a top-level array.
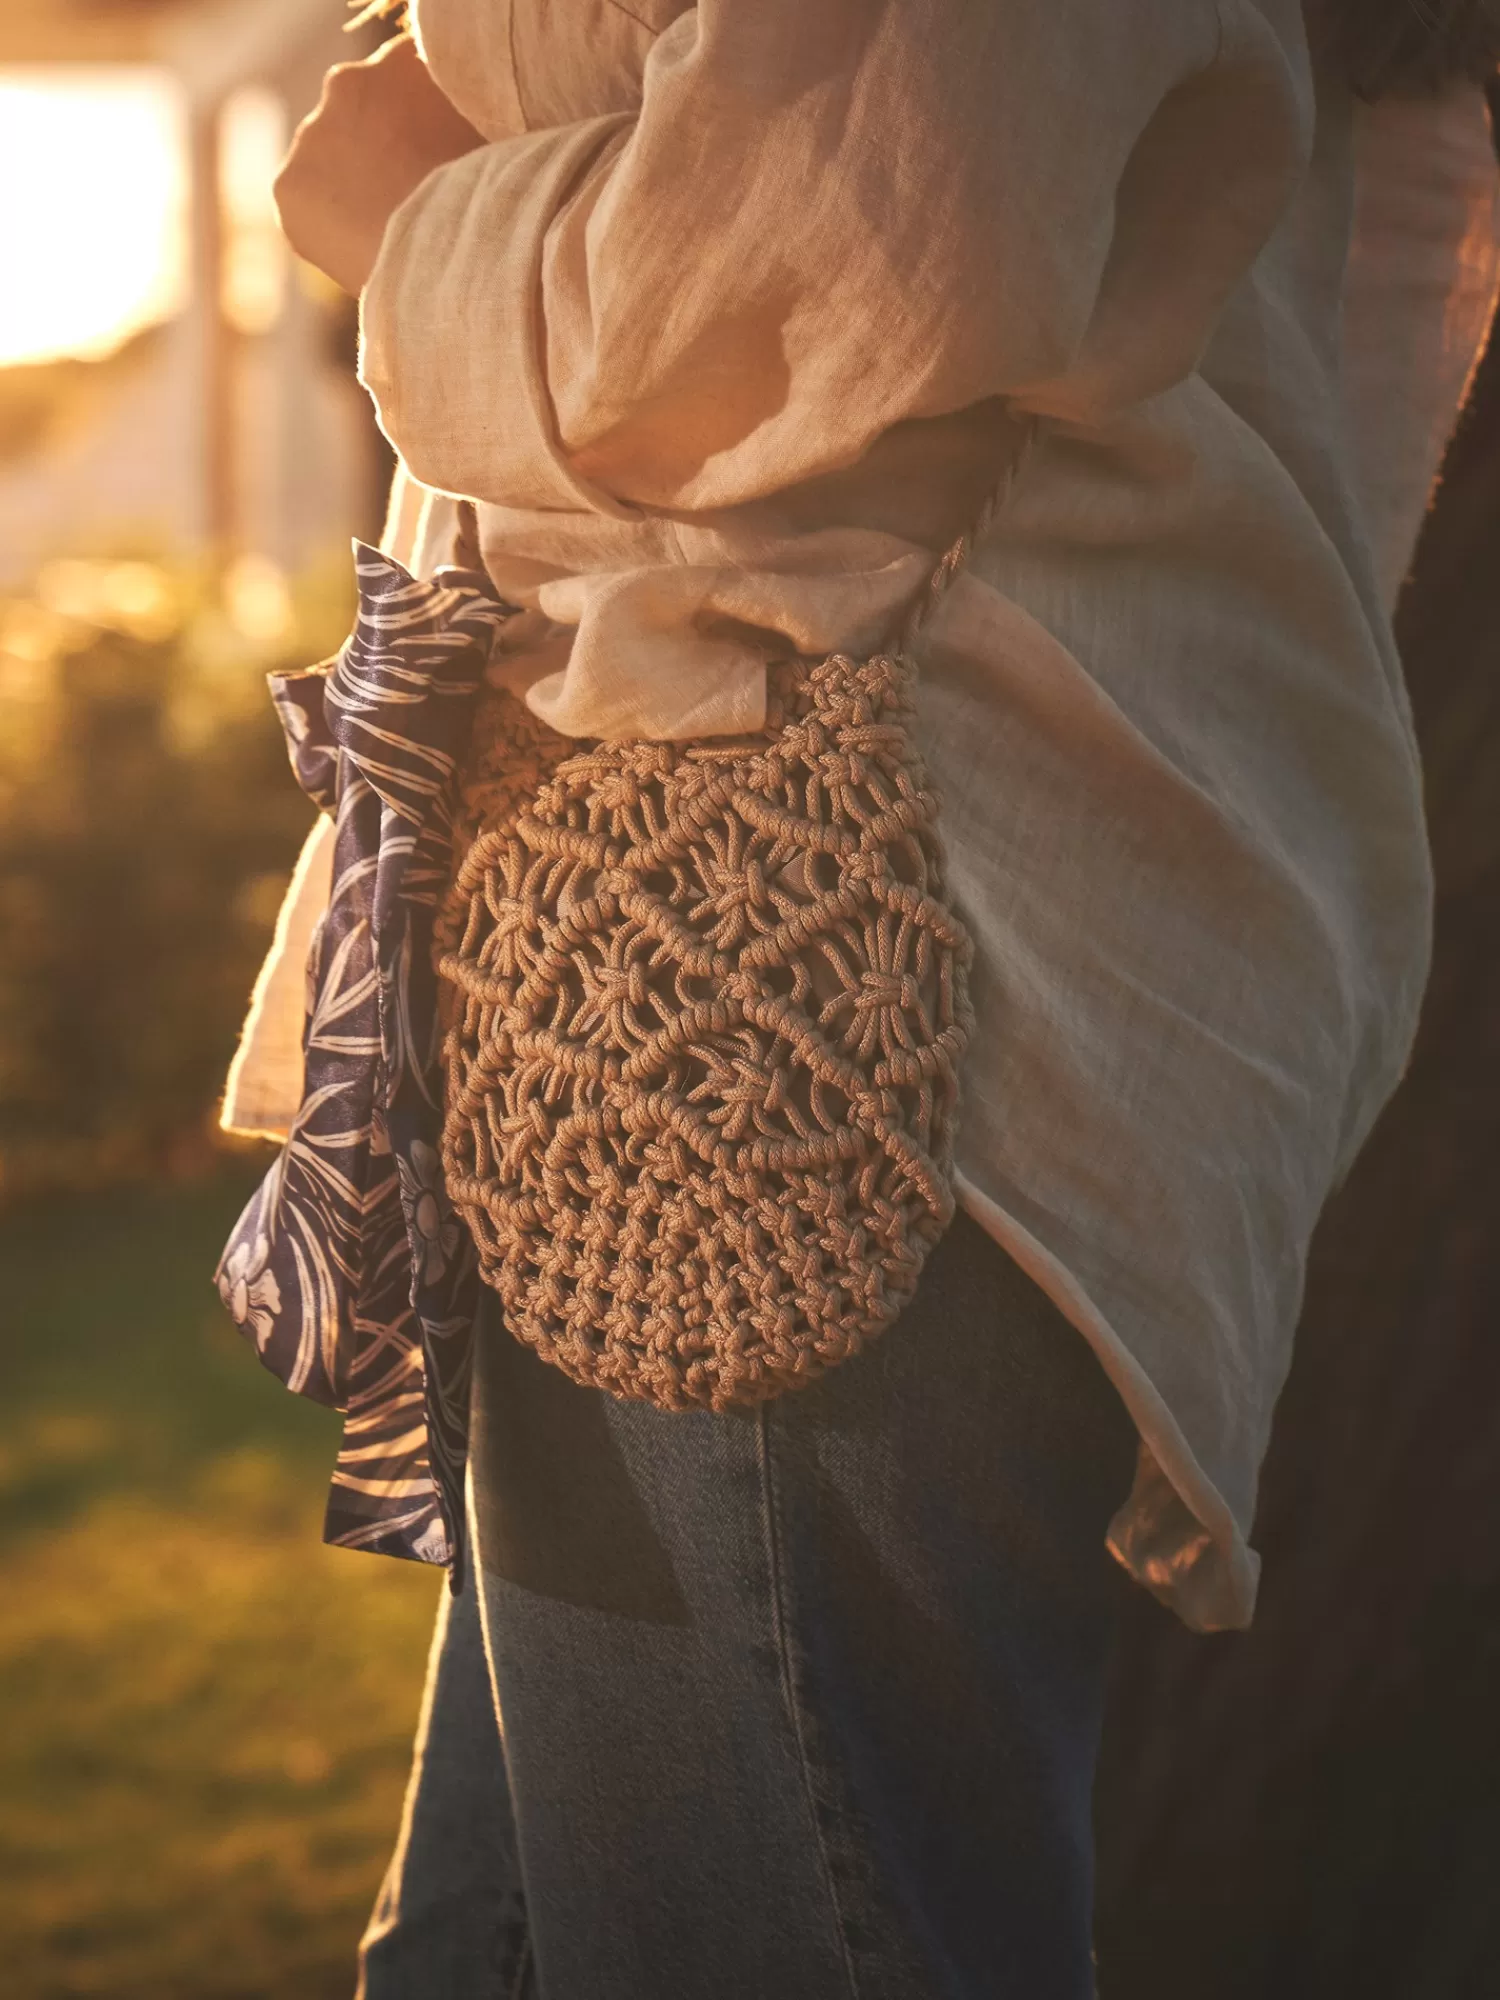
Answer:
[{"left": 217, "top": 544, "right": 515, "bottom": 1585}]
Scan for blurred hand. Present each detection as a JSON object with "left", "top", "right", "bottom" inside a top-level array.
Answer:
[{"left": 274, "top": 35, "right": 484, "bottom": 296}]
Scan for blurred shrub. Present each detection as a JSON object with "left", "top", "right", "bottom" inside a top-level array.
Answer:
[
  {"left": 0, "top": 330, "right": 165, "bottom": 467},
  {"left": 0, "top": 553, "right": 354, "bottom": 1198}
]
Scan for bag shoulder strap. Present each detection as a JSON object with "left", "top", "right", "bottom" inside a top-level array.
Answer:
[{"left": 895, "top": 414, "right": 1040, "bottom": 655}]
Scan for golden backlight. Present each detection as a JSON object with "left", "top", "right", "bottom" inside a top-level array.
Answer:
[{"left": 0, "top": 68, "right": 186, "bottom": 367}]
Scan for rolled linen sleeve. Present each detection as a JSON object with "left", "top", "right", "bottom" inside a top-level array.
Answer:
[{"left": 360, "top": 0, "right": 1275, "bottom": 516}]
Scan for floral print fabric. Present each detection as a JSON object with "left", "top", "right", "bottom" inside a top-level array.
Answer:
[{"left": 216, "top": 545, "right": 514, "bottom": 1580}]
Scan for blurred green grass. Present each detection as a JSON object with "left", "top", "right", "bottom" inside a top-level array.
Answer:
[{"left": 0, "top": 1170, "right": 439, "bottom": 2000}]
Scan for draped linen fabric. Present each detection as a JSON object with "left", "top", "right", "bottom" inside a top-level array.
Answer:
[{"left": 225, "top": 1, "right": 1500, "bottom": 1630}]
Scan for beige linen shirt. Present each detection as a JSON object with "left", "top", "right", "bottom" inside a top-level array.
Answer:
[{"left": 228, "top": 2, "right": 1500, "bottom": 1630}]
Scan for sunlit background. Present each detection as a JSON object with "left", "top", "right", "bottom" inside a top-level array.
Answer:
[
  {"left": 0, "top": 70, "right": 303, "bottom": 366},
  {"left": 2, "top": 14, "right": 1499, "bottom": 2000},
  {"left": 0, "top": 11, "right": 433, "bottom": 2000},
  {"left": 0, "top": 72, "right": 186, "bottom": 367},
  {"left": 0, "top": 1, "right": 387, "bottom": 595}
]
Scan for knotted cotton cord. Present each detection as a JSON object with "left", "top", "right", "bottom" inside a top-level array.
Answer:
[{"left": 436, "top": 422, "right": 1036, "bottom": 1409}]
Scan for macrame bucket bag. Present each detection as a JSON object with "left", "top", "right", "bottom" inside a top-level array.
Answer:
[{"left": 438, "top": 432, "right": 1032, "bottom": 1412}]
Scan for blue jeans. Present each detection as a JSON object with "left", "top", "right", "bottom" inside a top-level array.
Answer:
[{"left": 358, "top": 1213, "right": 1136, "bottom": 1999}]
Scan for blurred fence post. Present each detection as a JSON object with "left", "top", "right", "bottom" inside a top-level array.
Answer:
[{"left": 184, "top": 96, "right": 234, "bottom": 554}]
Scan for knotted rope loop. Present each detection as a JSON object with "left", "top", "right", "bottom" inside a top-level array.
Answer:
[{"left": 436, "top": 420, "right": 1036, "bottom": 1409}]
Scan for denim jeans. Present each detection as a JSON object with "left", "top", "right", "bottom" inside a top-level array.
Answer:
[{"left": 358, "top": 1212, "right": 1137, "bottom": 2000}]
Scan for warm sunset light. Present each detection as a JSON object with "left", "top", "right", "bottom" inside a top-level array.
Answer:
[
  {"left": 0, "top": 69, "right": 187, "bottom": 367},
  {"left": 1, "top": 4, "right": 1497, "bottom": 1993}
]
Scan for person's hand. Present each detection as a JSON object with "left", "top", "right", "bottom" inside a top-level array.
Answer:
[{"left": 274, "top": 35, "right": 484, "bottom": 296}]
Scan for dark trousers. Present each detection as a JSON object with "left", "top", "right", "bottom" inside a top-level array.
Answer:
[{"left": 358, "top": 1212, "right": 1137, "bottom": 1999}]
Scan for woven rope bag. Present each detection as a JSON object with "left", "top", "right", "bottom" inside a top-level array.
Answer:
[{"left": 439, "top": 433, "right": 1032, "bottom": 1411}]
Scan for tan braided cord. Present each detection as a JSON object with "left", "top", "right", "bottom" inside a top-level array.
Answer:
[{"left": 438, "top": 422, "right": 1036, "bottom": 1410}]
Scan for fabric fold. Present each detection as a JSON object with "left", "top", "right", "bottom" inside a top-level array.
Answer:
[
  {"left": 525, "top": 542, "right": 932, "bottom": 740},
  {"left": 216, "top": 544, "right": 515, "bottom": 1580}
]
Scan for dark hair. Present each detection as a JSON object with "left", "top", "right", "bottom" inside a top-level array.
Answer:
[{"left": 1309, "top": 0, "right": 1500, "bottom": 98}]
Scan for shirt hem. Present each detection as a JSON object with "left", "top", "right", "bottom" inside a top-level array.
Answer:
[{"left": 953, "top": 1171, "right": 1260, "bottom": 1632}]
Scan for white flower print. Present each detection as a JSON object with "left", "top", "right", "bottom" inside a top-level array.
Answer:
[
  {"left": 217, "top": 1234, "right": 283, "bottom": 1347},
  {"left": 397, "top": 1139, "right": 462, "bottom": 1286}
]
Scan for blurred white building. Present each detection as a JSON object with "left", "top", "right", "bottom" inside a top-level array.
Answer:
[{"left": 0, "top": 0, "right": 380, "bottom": 586}]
